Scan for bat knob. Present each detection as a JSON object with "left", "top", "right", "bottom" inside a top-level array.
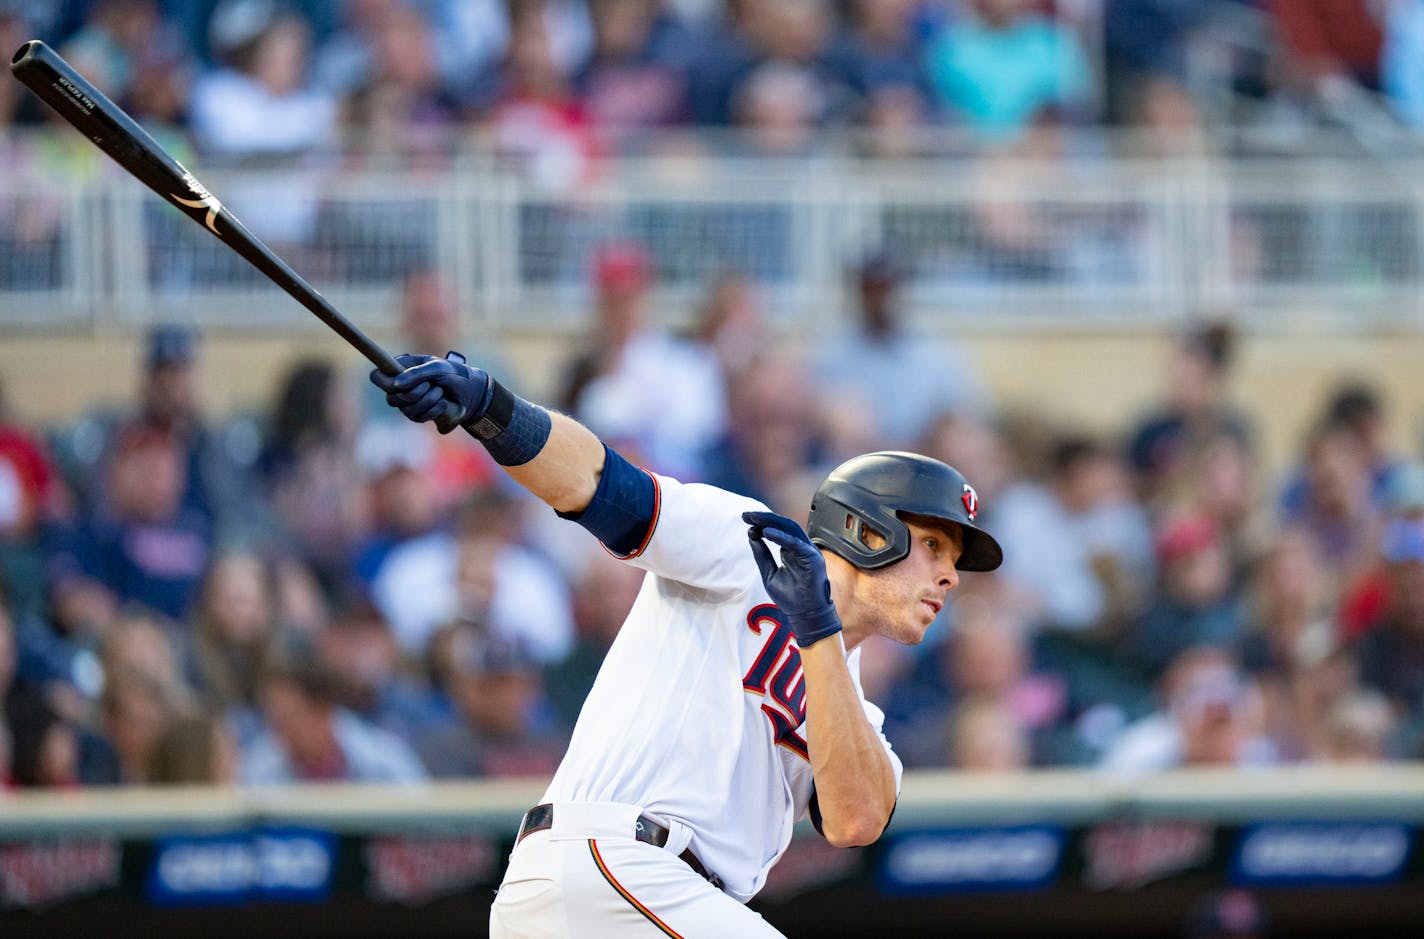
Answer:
[{"left": 434, "top": 401, "right": 464, "bottom": 435}]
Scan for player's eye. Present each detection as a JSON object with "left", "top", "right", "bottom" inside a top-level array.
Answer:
[{"left": 923, "top": 536, "right": 939, "bottom": 553}]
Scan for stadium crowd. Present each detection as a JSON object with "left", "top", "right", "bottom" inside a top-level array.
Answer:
[
  {"left": 0, "top": 238, "right": 1422, "bottom": 789},
  {"left": 1, "top": 0, "right": 1423, "bottom": 791},
  {"left": 3, "top": 0, "right": 1424, "bottom": 164}
]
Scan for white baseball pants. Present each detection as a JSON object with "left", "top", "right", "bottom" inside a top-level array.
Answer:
[{"left": 489, "top": 803, "right": 785, "bottom": 938}]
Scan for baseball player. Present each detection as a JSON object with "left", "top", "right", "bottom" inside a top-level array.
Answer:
[{"left": 371, "top": 351, "right": 1003, "bottom": 937}]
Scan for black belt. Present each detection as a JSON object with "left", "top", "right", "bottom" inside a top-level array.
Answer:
[{"left": 516, "top": 803, "right": 722, "bottom": 890}]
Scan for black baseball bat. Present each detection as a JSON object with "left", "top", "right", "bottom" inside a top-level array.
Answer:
[{"left": 9, "top": 40, "right": 461, "bottom": 429}]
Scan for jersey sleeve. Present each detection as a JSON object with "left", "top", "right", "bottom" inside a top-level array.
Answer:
[{"left": 618, "top": 473, "right": 768, "bottom": 594}]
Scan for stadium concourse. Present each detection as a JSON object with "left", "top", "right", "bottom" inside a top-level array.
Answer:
[{"left": 5, "top": 0, "right": 1424, "bottom": 936}]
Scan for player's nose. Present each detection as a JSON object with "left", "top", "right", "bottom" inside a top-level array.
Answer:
[{"left": 936, "top": 566, "right": 959, "bottom": 593}]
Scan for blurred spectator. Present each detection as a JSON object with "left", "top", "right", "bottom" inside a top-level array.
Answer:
[
  {"left": 350, "top": 421, "right": 442, "bottom": 591},
  {"left": 993, "top": 433, "right": 1155, "bottom": 639},
  {"left": 362, "top": 267, "right": 507, "bottom": 504},
  {"left": 50, "top": 324, "right": 263, "bottom": 540},
  {"left": 559, "top": 240, "right": 727, "bottom": 478},
  {"left": 6, "top": 687, "right": 116, "bottom": 787},
  {"left": 188, "top": 0, "right": 338, "bottom": 247},
  {"left": 702, "top": 354, "right": 824, "bottom": 515},
  {"left": 59, "top": 0, "right": 160, "bottom": 98},
  {"left": 1100, "top": 0, "right": 1215, "bottom": 134},
  {"left": 335, "top": 1, "right": 461, "bottom": 164},
  {"left": 918, "top": 410, "right": 1013, "bottom": 509},
  {"left": 389, "top": 266, "right": 516, "bottom": 380},
  {"left": 824, "top": 0, "right": 937, "bottom": 126},
  {"left": 1239, "top": 529, "right": 1356, "bottom": 762},
  {"left": 371, "top": 486, "right": 574, "bottom": 665},
  {"left": 1264, "top": 0, "right": 1386, "bottom": 122},
  {"left": 190, "top": 550, "right": 282, "bottom": 741},
  {"left": 683, "top": 0, "right": 761, "bottom": 125},
  {"left": 100, "top": 666, "right": 182, "bottom": 783},
  {"left": 1128, "top": 508, "right": 1247, "bottom": 680},
  {"left": 240, "top": 657, "right": 427, "bottom": 784},
  {"left": 544, "top": 548, "right": 645, "bottom": 730},
  {"left": 0, "top": 9, "right": 26, "bottom": 129},
  {"left": 1182, "top": 889, "right": 1269, "bottom": 939},
  {"left": 1382, "top": 0, "right": 1424, "bottom": 128},
  {"left": 812, "top": 252, "right": 989, "bottom": 454},
  {"left": 0, "top": 599, "right": 14, "bottom": 786},
  {"left": 59, "top": 0, "right": 192, "bottom": 126},
  {"left": 1338, "top": 460, "right": 1424, "bottom": 642},
  {"left": 261, "top": 357, "right": 364, "bottom": 599},
  {"left": 316, "top": 0, "right": 440, "bottom": 98},
  {"left": 314, "top": 601, "right": 445, "bottom": 742},
  {"left": 1126, "top": 321, "right": 1254, "bottom": 511},
  {"left": 1100, "top": 645, "right": 1275, "bottom": 775},
  {"left": 100, "top": 607, "right": 194, "bottom": 706},
  {"left": 1281, "top": 381, "right": 1404, "bottom": 512},
  {"left": 1164, "top": 424, "right": 1265, "bottom": 583},
  {"left": 575, "top": 0, "right": 693, "bottom": 132},
  {"left": 924, "top": 0, "right": 1094, "bottom": 144},
  {"left": 947, "top": 696, "right": 1030, "bottom": 772},
  {"left": 1276, "top": 417, "right": 1382, "bottom": 579},
  {"left": 728, "top": 58, "right": 826, "bottom": 156},
  {"left": 483, "top": 3, "right": 602, "bottom": 193},
  {"left": 0, "top": 382, "right": 61, "bottom": 623},
  {"left": 190, "top": 0, "right": 338, "bottom": 160},
  {"left": 43, "top": 422, "right": 212, "bottom": 624},
  {"left": 1354, "top": 513, "right": 1424, "bottom": 753},
  {"left": 684, "top": 268, "right": 766, "bottom": 385},
  {"left": 418, "top": 625, "right": 564, "bottom": 777},
  {"left": 686, "top": 0, "right": 840, "bottom": 135},
  {"left": 883, "top": 592, "right": 1067, "bottom": 768},
  {"left": 1318, "top": 688, "right": 1399, "bottom": 764},
  {"left": 148, "top": 711, "right": 240, "bottom": 785}
]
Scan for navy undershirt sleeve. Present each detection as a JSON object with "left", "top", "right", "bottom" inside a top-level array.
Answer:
[{"left": 557, "top": 445, "right": 656, "bottom": 557}]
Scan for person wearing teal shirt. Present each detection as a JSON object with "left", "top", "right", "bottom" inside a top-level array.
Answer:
[{"left": 925, "top": 0, "right": 1093, "bottom": 142}]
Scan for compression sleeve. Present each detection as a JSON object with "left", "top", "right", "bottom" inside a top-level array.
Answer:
[{"left": 557, "top": 445, "right": 658, "bottom": 558}]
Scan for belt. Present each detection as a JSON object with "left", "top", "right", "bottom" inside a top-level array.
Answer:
[{"left": 517, "top": 803, "right": 722, "bottom": 890}]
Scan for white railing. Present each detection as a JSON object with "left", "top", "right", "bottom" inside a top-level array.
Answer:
[{"left": 4, "top": 136, "right": 1424, "bottom": 334}]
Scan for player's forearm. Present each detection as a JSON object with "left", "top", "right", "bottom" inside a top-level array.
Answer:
[
  {"left": 501, "top": 410, "right": 607, "bottom": 514},
  {"left": 799, "top": 637, "right": 897, "bottom": 847}
]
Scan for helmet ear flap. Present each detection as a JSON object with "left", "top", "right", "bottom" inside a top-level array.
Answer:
[{"left": 854, "top": 516, "right": 888, "bottom": 552}]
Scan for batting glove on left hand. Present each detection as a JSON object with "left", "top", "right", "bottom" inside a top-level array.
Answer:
[
  {"left": 744, "top": 510, "right": 843, "bottom": 648},
  {"left": 370, "top": 351, "right": 493, "bottom": 433}
]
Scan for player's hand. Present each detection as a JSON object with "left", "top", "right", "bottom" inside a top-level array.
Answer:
[
  {"left": 744, "top": 510, "right": 842, "bottom": 648},
  {"left": 370, "top": 351, "right": 493, "bottom": 434}
]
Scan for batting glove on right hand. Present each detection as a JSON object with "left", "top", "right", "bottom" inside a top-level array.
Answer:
[
  {"left": 744, "top": 510, "right": 843, "bottom": 648},
  {"left": 370, "top": 351, "right": 493, "bottom": 433}
]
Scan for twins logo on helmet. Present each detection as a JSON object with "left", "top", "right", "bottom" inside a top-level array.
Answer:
[{"left": 961, "top": 483, "right": 978, "bottom": 521}]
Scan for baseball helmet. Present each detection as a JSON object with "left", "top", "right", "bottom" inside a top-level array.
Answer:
[{"left": 807, "top": 451, "right": 1003, "bottom": 572}]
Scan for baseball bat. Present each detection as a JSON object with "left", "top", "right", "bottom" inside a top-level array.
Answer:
[{"left": 9, "top": 40, "right": 461, "bottom": 429}]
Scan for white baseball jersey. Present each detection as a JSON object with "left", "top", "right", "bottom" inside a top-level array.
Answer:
[{"left": 541, "top": 473, "right": 904, "bottom": 903}]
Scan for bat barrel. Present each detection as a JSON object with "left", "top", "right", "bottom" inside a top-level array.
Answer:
[{"left": 8, "top": 39, "right": 407, "bottom": 379}]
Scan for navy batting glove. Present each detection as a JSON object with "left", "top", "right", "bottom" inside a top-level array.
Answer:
[
  {"left": 369, "top": 351, "right": 494, "bottom": 434},
  {"left": 744, "top": 510, "right": 843, "bottom": 648}
]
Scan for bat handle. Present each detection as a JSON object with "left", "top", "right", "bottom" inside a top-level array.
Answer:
[{"left": 434, "top": 403, "right": 463, "bottom": 435}]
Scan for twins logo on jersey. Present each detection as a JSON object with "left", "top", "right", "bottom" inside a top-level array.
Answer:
[{"left": 742, "top": 604, "right": 809, "bottom": 759}]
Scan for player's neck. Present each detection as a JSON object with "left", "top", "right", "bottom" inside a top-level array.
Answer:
[{"left": 824, "top": 554, "right": 869, "bottom": 650}]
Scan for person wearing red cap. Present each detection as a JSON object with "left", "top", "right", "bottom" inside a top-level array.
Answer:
[
  {"left": 1127, "top": 507, "right": 1248, "bottom": 680},
  {"left": 556, "top": 240, "right": 727, "bottom": 481}
]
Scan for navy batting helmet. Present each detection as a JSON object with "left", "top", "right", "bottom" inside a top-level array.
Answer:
[{"left": 807, "top": 451, "right": 1003, "bottom": 572}]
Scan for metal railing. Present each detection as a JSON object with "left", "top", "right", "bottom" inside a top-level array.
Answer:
[{"left": 5, "top": 133, "right": 1424, "bottom": 335}]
